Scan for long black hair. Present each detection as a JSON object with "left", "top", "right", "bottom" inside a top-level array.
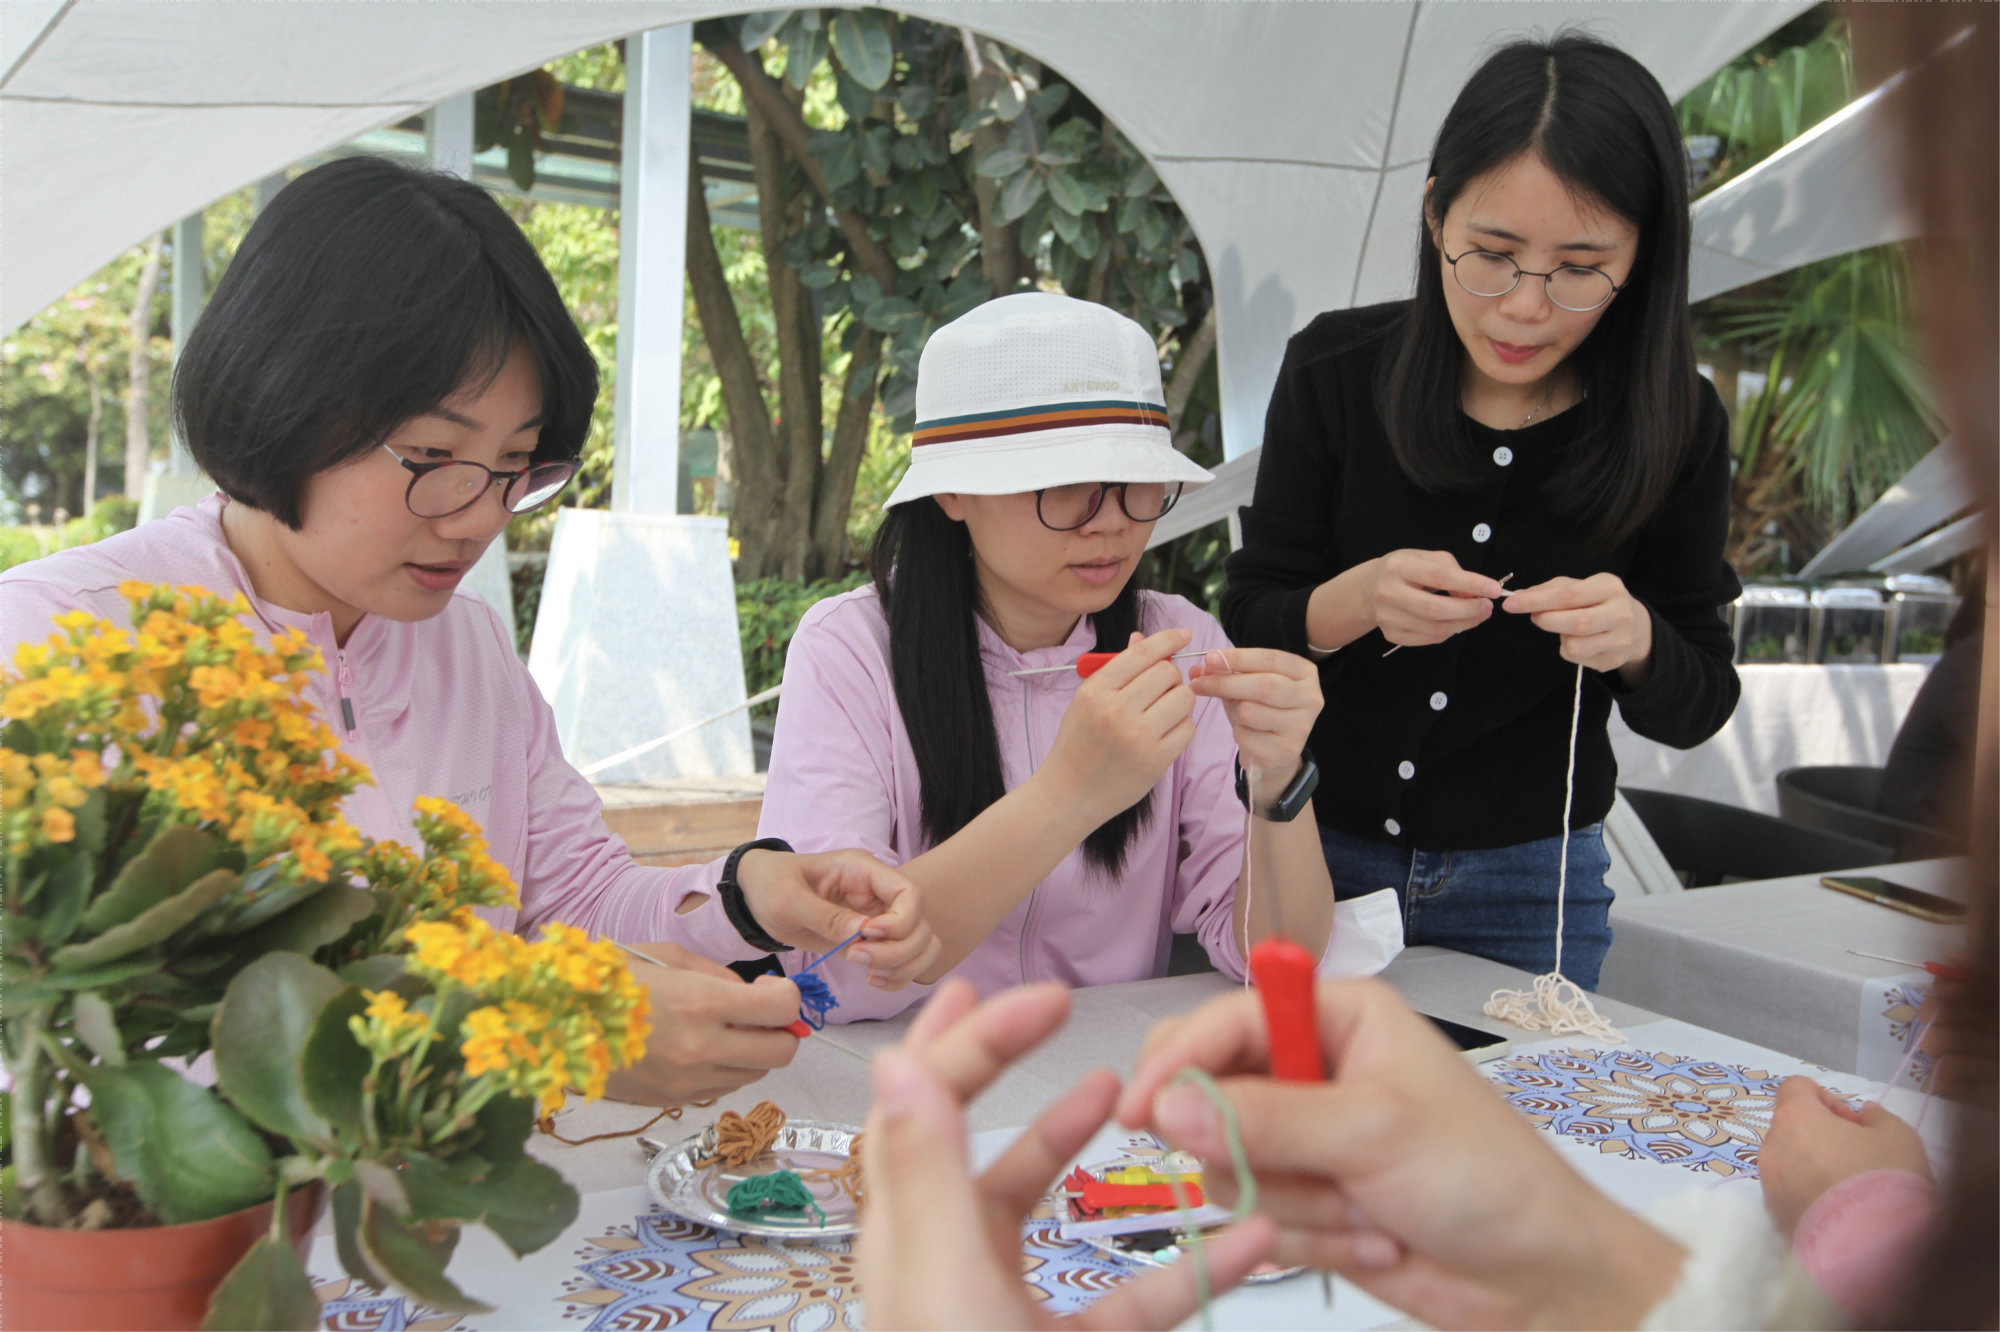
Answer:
[
  {"left": 1379, "top": 31, "right": 1699, "bottom": 550},
  {"left": 871, "top": 497, "right": 1154, "bottom": 877},
  {"left": 174, "top": 155, "right": 597, "bottom": 529}
]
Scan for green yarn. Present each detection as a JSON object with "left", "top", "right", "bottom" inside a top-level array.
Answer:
[
  {"left": 725, "top": 1169, "right": 827, "bottom": 1226},
  {"left": 1167, "top": 1066, "right": 1257, "bottom": 1332}
]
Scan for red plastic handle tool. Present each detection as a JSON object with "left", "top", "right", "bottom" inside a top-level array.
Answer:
[
  {"left": 785, "top": 1019, "right": 812, "bottom": 1039},
  {"left": 1249, "top": 936, "right": 1325, "bottom": 1082},
  {"left": 1075, "top": 652, "right": 1118, "bottom": 677},
  {"left": 1079, "top": 1179, "right": 1206, "bottom": 1210}
]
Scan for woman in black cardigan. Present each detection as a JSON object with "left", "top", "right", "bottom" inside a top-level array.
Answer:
[{"left": 1222, "top": 33, "right": 1740, "bottom": 989}]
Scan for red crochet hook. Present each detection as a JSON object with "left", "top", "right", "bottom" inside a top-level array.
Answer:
[{"left": 1008, "top": 650, "right": 1210, "bottom": 678}]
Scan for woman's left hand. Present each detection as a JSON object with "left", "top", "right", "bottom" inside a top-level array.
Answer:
[
  {"left": 1188, "top": 648, "right": 1323, "bottom": 801},
  {"left": 1502, "top": 574, "right": 1654, "bottom": 680}
]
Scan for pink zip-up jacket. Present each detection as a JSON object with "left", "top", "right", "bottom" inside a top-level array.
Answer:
[
  {"left": 0, "top": 495, "right": 765, "bottom": 961},
  {"left": 760, "top": 585, "right": 1318, "bottom": 1022}
]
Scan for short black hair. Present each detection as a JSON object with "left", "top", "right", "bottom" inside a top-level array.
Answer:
[
  {"left": 1379, "top": 31, "right": 1699, "bottom": 551},
  {"left": 174, "top": 155, "right": 597, "bottom": 528}
]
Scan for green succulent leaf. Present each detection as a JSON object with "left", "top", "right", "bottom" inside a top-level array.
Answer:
[
  {"left": 359, "top": 1194, "right": 487, "bottom": 1313},
  {"left": 81, "top": 1060, "right": 274, "bottom": 1224},
  {"left": 300, "top": 986, "right": 372, "bottom": 1131},
  {"left": 201, "top": 1232, "right": 320, "bottom": 1332},
  {"left": 82, "top": 825, "right": 223, "bottom": 933},
  {"left": 53, "top": 867, "right": 239, "bottom": 970},
  {"left": 402, "top": 1153, "right": 578, "bottom": 1257},
  {"left": 330, "top": 1179, "right": 381, "bottom": 1288},
  {"left": 213, "top": 952, "right": 344, "bottom": 1143},
  {"left": 233, "top": 885, "right": 377, "bottom": 957},
  {"left": 70, "top": 990, "right": 125, "bottom": 1064}
]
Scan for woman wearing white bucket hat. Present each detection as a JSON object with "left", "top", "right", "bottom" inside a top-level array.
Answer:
[{"left": 752, "top": 293, "right": 1403, "bottom": 1020}]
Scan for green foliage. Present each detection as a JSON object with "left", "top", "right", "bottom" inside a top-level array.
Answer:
[
  {"left": 0, "top": 498, "right": 140, "bottom": 574},
  {"left": 201, "top": 1227, "right": 321, "bottom": 1332},
  {"left": 1708, "top": 246, "right": 1942, "bottom": 525},
  {"left": 72, "top": 1059, "right": 275, "bottom": 1225},
  {"left": 1679, "top": 9, "right": 1852, "bottom": 195},
  {"left": 731, "top": 10, "right": 1207, "bottom": 432},
  {"left": 737, "top": 570, "right": 873, "bottom": 707}
]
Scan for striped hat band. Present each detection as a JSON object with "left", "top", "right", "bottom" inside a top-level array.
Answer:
[{"left": 912, "top": 398, "right": 1170, "bottom": 447}]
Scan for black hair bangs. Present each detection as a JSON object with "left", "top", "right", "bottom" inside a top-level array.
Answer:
[{"left": 173, "top": 155, "right": 597, "bottom": 528}]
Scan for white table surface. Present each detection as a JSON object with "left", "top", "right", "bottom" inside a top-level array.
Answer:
[
  {"left": 531, "top": 946, "right": 1665, "bottom": 1196},
  {"left": 1599, "top": 858, "right": 1966, "bottom": 1075}
]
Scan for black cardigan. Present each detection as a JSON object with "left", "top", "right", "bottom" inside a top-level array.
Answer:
[{"left": 1222, "top": 302, "right": 1741, "bottom": 851}]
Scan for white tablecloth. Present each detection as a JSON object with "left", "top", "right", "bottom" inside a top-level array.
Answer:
[
  {"left": 1600, "top": 858, "right": 1967, "bottom": 1076},
  {"left": 1610, "top": 663, "right": 1929, "bottom": 814}
]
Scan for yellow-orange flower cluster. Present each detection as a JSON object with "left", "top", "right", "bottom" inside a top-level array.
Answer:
[
  {"left": 404, "top": 793, "right": 521, "bottom": 920},
  {"left": 403, "top": 908, "right": 651, "bottom": 1113},
  {"left": 1, "top": 584, "right": 365, "bottom": 871},
  {"left": 347, "top": 988, "right": 437, "bottom": 1062}
]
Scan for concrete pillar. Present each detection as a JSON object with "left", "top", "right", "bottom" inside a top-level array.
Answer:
[
  {"left": 140, "top": 212, "right": 215, "bottom": 522},
  {"left": 253, "top": 172, "right": 287, "bottom": 214},
  {"left": 529, "top": 27, "right": 747, "bottom": 778},
  {"left": 427, "top": 91, "right": 516, "bottom": 644},
  {"left": 426, "top": 94, "right": 476, "bottom": 180},
  {"left": 612, "top": 25, "right": 692, "bottom": 516},
  {"left": 168, "top": 212, "right": 204, "bottom": 477}
]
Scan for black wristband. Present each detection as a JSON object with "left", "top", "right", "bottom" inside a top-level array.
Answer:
[
  {"left": 1234, "top": 748, "right": 1320, "bottom": 822},
  {"left": 718, "top": 837, "right": 793, "bottom": 953}
]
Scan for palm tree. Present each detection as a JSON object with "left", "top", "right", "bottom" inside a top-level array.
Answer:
[{"left": 1678, "top": 8, "right": 1943, "bottom": 575}]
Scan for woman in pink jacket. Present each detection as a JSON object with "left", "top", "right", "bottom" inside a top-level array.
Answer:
[
  {"left": 0, "top": 156, "right": 938, "bottom": 1104},
  {"left": 757, "top": 294, "right": 1400, "bottom": 1022}
]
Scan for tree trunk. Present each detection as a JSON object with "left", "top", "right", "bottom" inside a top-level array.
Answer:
[
  {"left": 708, "top": 35, "right": 900, "bottom": 293},
  {"left": 965, "top": 45, "right": 1022, "bottom": 296},
  {"left": 684, "top": 149, "right": 784, "bottom": 578},
  {"left": 1164, "top": 306, "right": 1217, "bottom": 450},
  {"left": 810, "top": 328, "right": 883, "bottom": 577},
  {"left": 745, "top": 93, "right": 824, "bottom": 583},
  {"left": 124, "top": 233, "right": 164, "bottom": 499}
]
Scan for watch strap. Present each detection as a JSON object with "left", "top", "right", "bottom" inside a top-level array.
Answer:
[
  {"left": 719, "top": 837, "right": 793, "bottom": 953},
  {"left": 1235, "top": 748, "right": 1320, "bottom": 822}
]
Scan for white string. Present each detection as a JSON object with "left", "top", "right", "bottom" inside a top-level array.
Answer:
[
  {"left": 1239, "top": 770, "right": 1255, "bottom": 990},
  {"left": 1483, "top": 662, "right": 1624, "bottom": 1042}
]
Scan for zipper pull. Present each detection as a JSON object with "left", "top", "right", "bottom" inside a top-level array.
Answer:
[{"left": 336, "top": 649, "right": 356, "bottom": 733}]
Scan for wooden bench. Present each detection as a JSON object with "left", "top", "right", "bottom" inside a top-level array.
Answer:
[{"left": 594, "top": 775, "right": 766, "bottom": 868}]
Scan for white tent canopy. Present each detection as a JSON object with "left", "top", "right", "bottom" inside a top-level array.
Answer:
[{"left": 3, "top": 0, "right": 1805, "bottom": 462}]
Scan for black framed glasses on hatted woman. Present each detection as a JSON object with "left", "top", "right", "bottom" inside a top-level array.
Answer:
[
  {"left": 1034, "top": 481, "right": 1184, "bottom": 532},
  {"left": 381, "top": 445, "right": 580, "bottom": 519},
  {"left": 1442, "top": 246, "right": 1627, "bottom": 313}
]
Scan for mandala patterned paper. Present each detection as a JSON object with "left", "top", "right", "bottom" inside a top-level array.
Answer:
[
  {"left": 315, "top": 1207, "right": 1134, "bottom": 1332},
  {"left": 1487, "top": 1047, "right": 1798, "bottom": 1177}
]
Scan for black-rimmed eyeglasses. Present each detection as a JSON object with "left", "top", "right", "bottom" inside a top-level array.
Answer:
[
  {"left": 381, "top": 444, "right": 579, "bottom": 518},
  {"left": 1443, "top": 246, "right": 1627, "bottom": 313},
  {"left": 1035, "top": 481, "right": 1183, "bottom": 532}
]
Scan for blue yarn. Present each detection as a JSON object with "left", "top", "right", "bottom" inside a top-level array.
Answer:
[
  {"left": 795, "top": 973, "right": 838, "bottom": 1030},
  {"left": 792, "top": 929, "right": 864, "bottom": 1031}
]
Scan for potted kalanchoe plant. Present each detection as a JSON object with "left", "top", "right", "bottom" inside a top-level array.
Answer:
[{"left": 1, "top": 583, "right": 652, "bottom": 1331}]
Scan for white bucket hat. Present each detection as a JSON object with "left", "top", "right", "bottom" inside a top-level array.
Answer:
[{"left": 884, "top": 292, "right": 1215, "bottom": 507}]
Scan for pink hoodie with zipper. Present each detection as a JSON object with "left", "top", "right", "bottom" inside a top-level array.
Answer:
[{"left": 0, "top": 494, "right": 771, "bottom": 962}]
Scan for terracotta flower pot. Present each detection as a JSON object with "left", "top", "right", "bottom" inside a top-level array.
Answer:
[{"left": 0, "top": 1184, "right": 324, "bottom": 1332}]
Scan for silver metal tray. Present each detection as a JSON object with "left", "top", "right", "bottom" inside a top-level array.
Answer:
[{"left": 647, "top": 1118, "right": 863, "bottom": 1238}]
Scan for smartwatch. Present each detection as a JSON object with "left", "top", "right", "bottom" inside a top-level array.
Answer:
[
  {"left": 718, "top": 837, "right": 792, "bottom": 953},
  {"left": 1234, "top": 748, "right": 1320, "bottom": 822}
]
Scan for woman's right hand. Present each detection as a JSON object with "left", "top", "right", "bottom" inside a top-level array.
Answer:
[
  {"left": 1119, "top": 979, "right": 1686, "bottom": 1330},
  {"left": 1365, "top": 551, "right": 1509, "bottom": 648},
  {"left": 1037, "top": 627, "right": 1198, "bottom": 821}
]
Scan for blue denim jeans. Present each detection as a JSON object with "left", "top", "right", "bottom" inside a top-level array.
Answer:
[{"left": 1318, "top": 824, "right": 1615, "bottom": 990}]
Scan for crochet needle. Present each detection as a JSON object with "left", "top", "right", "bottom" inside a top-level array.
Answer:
[
  {"left": 1382, "top": 573, "right": 1515, "bottom": 657},
  {"left": 1008, "top": 650, "right": 1210, "bottom": 678},
  {"left": 1846, "top": 949, "right": 1972, "bottom": 982},
  {"left": 608, "top": 937, "right": 818, "bottom": 1039}
]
